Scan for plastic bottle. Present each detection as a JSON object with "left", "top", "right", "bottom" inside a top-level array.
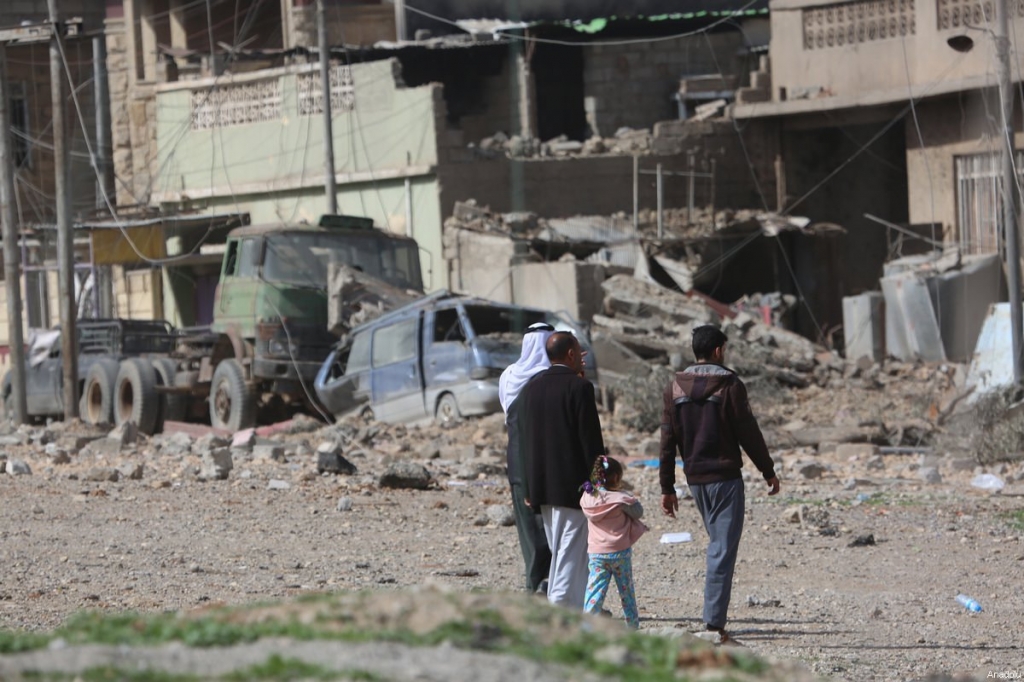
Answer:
[{"left": 956, "top": 594, "right": 982, "bottom": 613}]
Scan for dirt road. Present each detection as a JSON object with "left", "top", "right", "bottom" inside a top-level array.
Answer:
[{"left": 0, "top": 414, "right": 1021, "bottom": 681}]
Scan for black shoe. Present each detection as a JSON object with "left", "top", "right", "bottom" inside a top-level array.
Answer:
[{"left": 534, "top": 579, "right": 548, "bottom": 595}]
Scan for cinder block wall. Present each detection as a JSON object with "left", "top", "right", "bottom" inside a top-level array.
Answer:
[{"left": 582, "top": 31, "right": 749, "bottom": 134}]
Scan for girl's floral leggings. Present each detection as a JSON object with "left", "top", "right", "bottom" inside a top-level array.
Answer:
[{"left": 584, "top": 548, "right": 638, "bottom": 628}]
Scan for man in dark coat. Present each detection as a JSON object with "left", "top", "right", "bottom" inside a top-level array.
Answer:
[
  {"left": 659, "top": 324, "right": 780, "bottom": 642},
  {"left": 499, "top": 322, "right": 555, "bottom": 594},
  {"left": 519, "top": 331, "right": 605, "bottom": 608}
]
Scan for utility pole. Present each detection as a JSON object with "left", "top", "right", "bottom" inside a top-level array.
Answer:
[
  {"left": 48, "top": 0, "right": 78, "bottom": 418},
  {"left": 996, "top": 0, "right": 1023, "bottom": 384},
  {"left": 0, "top": 45, "right": 27, "bottom": 424},
  {"left": 393, "top": 0, "right": 407, "bottom": 41},
  {"left": 317, "top": 0, "right": 338, "bottom": 214},
  {"left": 93, "top": 35, "right": 113, "bottom": 211}
]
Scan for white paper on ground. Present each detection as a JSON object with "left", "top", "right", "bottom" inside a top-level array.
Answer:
[{"left": 659, "top": 532, "right": 693, "bottom": 544}]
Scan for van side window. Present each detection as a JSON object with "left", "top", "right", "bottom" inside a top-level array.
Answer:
[
  {"left": 347, "top": 333, "right": 371, "bottom": 373},
  {"left": 434, "top": 308, "right": 465, "bottom": 343},
  {"left": 372, "top": 319, "right": 418, "bottom": 367}
]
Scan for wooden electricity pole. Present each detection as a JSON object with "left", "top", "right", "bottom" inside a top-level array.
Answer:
[
  {"left": 0, "top": 44, "right": 27, "bottom": 423},
  {"left": 47, "top": 0, "right": 78, "bottom": 418},
  {"left": 0, "top": 19, "right": 80, "bottom": 423}
]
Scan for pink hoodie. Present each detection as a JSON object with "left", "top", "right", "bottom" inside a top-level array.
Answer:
[{"left": 580, "top": 488, "right": 649, "bottom": 554}]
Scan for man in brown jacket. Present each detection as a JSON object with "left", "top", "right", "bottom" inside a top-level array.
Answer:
[{"left": 659, "top": 325, "right": 780, "bottom": 641}]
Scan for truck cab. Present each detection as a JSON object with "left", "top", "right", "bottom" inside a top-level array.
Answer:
[{"left": 203, "top": 215, "right": 423, "bottom": 430}]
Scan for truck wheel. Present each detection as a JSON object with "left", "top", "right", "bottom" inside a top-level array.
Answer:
[
  {"left": 80, "top": 359, "right": 119, "bottom": 426},
  {"left": 151, "top": 358, "right": 186, "bottom": 432},
  {"left": 435, "top": 393, "right": 461, "bottom": 426},
  {"left": 209, "top": 359, "right": 256, "bottom": 432},
  {"left": 114, "top": 358, "right": 159, "bottom": 435}
]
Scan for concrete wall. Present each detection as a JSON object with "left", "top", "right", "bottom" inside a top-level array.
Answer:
[
  {"left": 763, "top": 0, "right": 1024, "bottom": 112},
  {"left": 153, "top": 59, "right": 437, "bottom": 200},
  {"left": 582, "top": 29, "right": 752, "bottom": 134},
  {"left": 437, "top": 119, "right": 778, "bottom": 219},
  {"left": 905, "top": 94, "right": 1024, "bottom": 243},
  {"left": 511, "top": 261, "right": 613, "bottom": 323}
]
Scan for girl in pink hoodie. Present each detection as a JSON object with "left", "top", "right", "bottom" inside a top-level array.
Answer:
[{"left": 580, "top": 456, "right": 648, "bottom": 628}]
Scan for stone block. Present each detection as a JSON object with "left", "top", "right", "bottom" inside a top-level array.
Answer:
[{"left": 836, "top": 443, "right": 878, "bottom": 460}]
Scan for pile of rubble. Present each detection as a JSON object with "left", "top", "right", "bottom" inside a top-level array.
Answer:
[{"left": 471, "top": 127, "right": 653, "bottom": 160}]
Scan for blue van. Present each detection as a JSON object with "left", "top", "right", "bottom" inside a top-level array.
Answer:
[{"left": 313, "top": 292, "right": 596, "bottom": 425}]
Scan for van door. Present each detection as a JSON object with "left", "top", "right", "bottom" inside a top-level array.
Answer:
[
  {"left": 315, "top": 333, "right": 372, "bottom": 417},
  {"left": 370, "top": 316, "right": 426, "bottom": 422},
  {"left": 422, "top": 307, "right": 470, "bottom": 405}
]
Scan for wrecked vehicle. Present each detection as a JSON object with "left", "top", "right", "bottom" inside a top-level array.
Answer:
[
  {"left": 314, "top": 292, "right": 597, "bottom": 425},
  {"left": 1, "top": 319, "right": 180, "bottom": 431}
]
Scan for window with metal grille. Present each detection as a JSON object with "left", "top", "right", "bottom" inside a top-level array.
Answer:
[{"left": 955, "top": 151, "right": 1024, "bottom": 255}]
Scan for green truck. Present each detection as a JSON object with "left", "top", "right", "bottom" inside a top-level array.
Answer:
[{"left": 66, "top": 215, "right": 424, "bottom": 434}]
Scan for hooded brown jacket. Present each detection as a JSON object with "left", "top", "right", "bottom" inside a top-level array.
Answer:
[{"left": 659, "top": 363, "right": 775, "bottom": 492}]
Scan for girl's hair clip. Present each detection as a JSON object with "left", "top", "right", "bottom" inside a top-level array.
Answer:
[{"left": 601, "top": 457, "right": 609, "bottom": 470}]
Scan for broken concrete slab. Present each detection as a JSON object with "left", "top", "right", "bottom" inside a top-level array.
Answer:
[
  {"left": 379, "top": 462, "right": 432, "bottom": 490},
  {"left": 601, "top": 275, "right": 717, "bottom": 327}
]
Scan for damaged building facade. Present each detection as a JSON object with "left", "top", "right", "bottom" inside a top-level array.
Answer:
[
  {"left": 734, "top": 0, "right": 1019, "bottom": 358},
  {"left": 100, "top": 0, "right": 780, "bottom": 320}
]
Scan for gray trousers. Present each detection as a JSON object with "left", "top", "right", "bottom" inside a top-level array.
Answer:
[
  {"left": 690, "top": 478, "right": 745, "bottom": 630},
  {"left": 540, "top": 505, "right": 590, "bottom": 609},
  {"left": 511, "top": 481, "right": 551, "bottom": 592}
]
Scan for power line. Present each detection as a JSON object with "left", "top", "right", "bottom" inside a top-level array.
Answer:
[{"left": 401, "top": 1, "right": 765, "bottom": 48}]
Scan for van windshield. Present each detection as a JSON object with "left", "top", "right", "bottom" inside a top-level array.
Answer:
[
  {"left": 463, "top": 305, "right": 548, "bottom": 341},
  {"left": 263, "top": 232, "right": 422, "bottom": 291}
]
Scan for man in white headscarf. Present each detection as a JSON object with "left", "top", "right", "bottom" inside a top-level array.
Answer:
[{"left": 500, "top": 322, "right": 555, "bottom": 594}]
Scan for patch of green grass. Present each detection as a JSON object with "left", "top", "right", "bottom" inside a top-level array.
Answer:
[
  {"left": 80, "top": 668, "right": 199, "bottom": 682},
  {"left": 0, "top": 629, "right": 50, "bottom": 654},
  {"left": 1001, "top": 508, "right": 1024, "bottom": 531},
  {"left": 223, "top": 655, "right": 344, "bottom": 681}
]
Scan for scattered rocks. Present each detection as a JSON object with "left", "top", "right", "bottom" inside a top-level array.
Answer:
[
  {"left": 200, "top": 448, "right": 233, "bottom": 481},
  {"left": 795, "top": 462, "right": 826, "bottom": 480},
  {"left": 83, "top": 467, "right": 120, "bottom": 482},
  {"left": 917, "top": 466, "right": 943, "bottom": 484},
  {"left": 5, "top": 458, "right": 31, "bottom": 476},
  {"left": 267, "top": 479, "right": 291, "bottom": 491},
  {"left": 379, "top": 462, "right": 432, "bottom": 490},
  {"left": 336, "top": 496, "right": 353, "bottom": 512},
  {"left": 486, "top": 505, "right": 515, "bottom": 527},
  {"left": 253, "top": 444, "right": 285, "bottom": 462},
  {"left": 108, "top": 421, "right": 138, "bottom": 447},
  {"left": 316, "top": 442, "right": 357, "bottom": 475},
  {"left": 848, "top": 534, "right": 876, "bottom": 547}
]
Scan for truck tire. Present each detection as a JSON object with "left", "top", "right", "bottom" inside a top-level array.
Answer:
[
  {"left": 435, "top": 392, "right": 461, "bottom": 426},
  {"left": 114, "top": 358, "right": 159, "bottom": 435},
  {"left": 209, "top": 359, "right": 256, "bottom": 432},
  {"left": 80, "top": 359, "right": 119, "bottom": 426},
  {"left": 151, "top": 358, "right": 186, "bottom": 432}
]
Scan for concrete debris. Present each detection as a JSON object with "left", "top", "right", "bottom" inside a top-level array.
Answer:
[
  {"left": 253, "top": 444, "right": 286, "bottom": 462},
  {"left": 486, "top": 505, "right": 515, "bottom": 527},
  {"left": 336, "top": 496, "right": 353, "bottom": 512},
  {"left": 200, "top": 448, "right": 233, "bottom": 481},
  {"left": 84, "top": 467, "right": 120, "bottom": 482},
  {"left": 472, "top": 127, "right": 652, "bottom": 160},
  {"left": 109, "top": 421, "right": 139, "bottom": 447},
  {"left": 5, "top": 458, "right": 31, "bottom": 475},
  {"left": 379, "top": 462, "right": 433, "bottom": 490},
  {"left": 317, "top": 450, "right": 357, "bottom": 476},
  {"left": 267, "top": 479, "right": 292, "bottom": 491}
]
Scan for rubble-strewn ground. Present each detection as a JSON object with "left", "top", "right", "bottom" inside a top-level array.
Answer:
[{"left": 1, "top": 387, "right": 1022, "bottom": 681}]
